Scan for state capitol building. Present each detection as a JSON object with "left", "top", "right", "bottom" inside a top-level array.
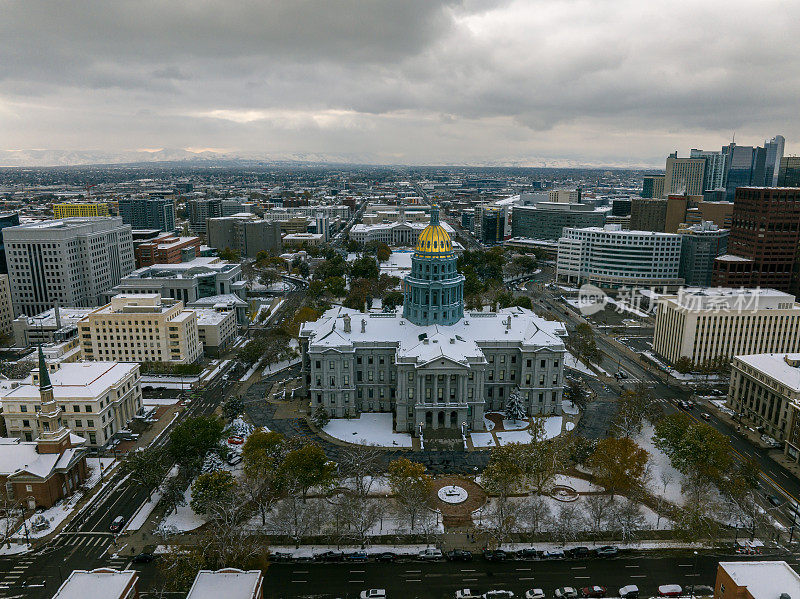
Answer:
[{"left": 300, "top": 207, "right": 567, "bottom": 435}]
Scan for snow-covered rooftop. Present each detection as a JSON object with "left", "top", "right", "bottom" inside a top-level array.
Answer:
[
  {"left": 0, "top": 436, "right": 85, "bottom": 478},
  {"left": 186, "top": 569, "right": 262, "bottom": 599},
  {"left": 194, "top": 307, "right": 233, "bottom": 325},
  {"left": 719, "top": 561, "right": 800, "bottom": 599},
  {"left": 4, "top": 362, "right": 138, "bottom": 400},
  {"left": 301, "top": 306, "right": 566, "bottom": 363},
  {"left": 735, "top": 354, "right": 800, "bottom": 393},
  {"left": 52, "top": 568, "right": 137, "bottom": 599},
  {"left": 660, "top": 287, "right": 797, "bottom": 311}
]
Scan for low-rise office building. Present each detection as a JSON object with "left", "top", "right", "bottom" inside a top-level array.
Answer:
[
  {"left": 79, "top": 294, "right": 202, "bottom": 365},
  {"left": 653, "top": 288, "right": 800, "bottom": 366},
  {"left": 186, "top": 569, "right": 263, "bottom": 599},
  {"left": 282, "top": 232, "right": 324, "bottom": 247},
  {"left": 716, "top": 561, "right": 800, "bottom": 599},
  {"left": 194, "top": 306, "right": 238, "bottom": 356},
  {"left": 556, "top": 225, "right": 683, "bottom": 289},
  {"left": 12, "top": 306, "right": 94, "bottom": 348},
  {"left": 133, "top": 232, "right": 201, "bottom": 267},
  {"left": 2, "top": 357, "right": 142, "bottom": 447},
  {"left": 52, "top": 568, "right": 139, "bottom": 599}
]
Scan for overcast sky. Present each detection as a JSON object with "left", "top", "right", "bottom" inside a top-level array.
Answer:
[{"left": 1, "top": 0, "right": 799, "bottom": 167}]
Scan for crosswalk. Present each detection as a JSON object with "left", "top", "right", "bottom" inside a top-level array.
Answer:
[
  {"left": 0, "top": 555, "right": 35, "bottom": 588},
  {"left": 54, "top": 532, "right": 114, "bottom": 550}
]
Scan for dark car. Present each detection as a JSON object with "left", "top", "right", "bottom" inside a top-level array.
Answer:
[
  {"left": 581, "top": 586, "right": 607, "bottom": 598},
  {"left": 132, "top": 552, "right": 155, "bottom": 563},
  {"left": 345, "top": 551, "right": 369, "bottom": 562},
  {"left": 595, "top": 546, "right": 619, "bottom": 557},
  {"left": 447, "top": 549, "right": 474, "bottom": 562},
  {"left": 484, "top": 549, "right": 509, "bottom": 562},
  {"left": 271, "top": 551, "right": 293, "bottom": 562},
  {"left": 315, "top": 551, "right": 344, "bottom": 562},
  {"left": 568, "top": 546, "right": 590, "bottom": 559},
  {"left": 767, "top": 494, "right": 784, "bottom": 507},
  {"left": 516, "top": 548, "right": 539, "bottom": 560},
  {"left": 376, "top": 552, "right": 397, "bottom": 563},
  {"left": 109, "top": 515, "right": 126, "bottom": 533}
]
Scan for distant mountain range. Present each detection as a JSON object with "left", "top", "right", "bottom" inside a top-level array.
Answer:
[{"left": 0, "top": 148, "right": 661, "bottom": 169}]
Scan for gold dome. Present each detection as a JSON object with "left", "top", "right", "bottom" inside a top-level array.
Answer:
[{"left": 415, "top": 224, "right": 453, "bottom": 255}]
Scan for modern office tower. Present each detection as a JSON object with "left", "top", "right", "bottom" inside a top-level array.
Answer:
[
  {"left": 556, "top": 224, "right": 683, "bottom": 288},
  {"left": 0, "top": 212, "right": 20, "bottom": 273},
  {"left": 677, "top": 221, "right": 729, "bottom": 286},
  {"left": 664, "top": 153, "right": 706, "bottom": 196},
  {"left": 4, "top": 218, "right": 135, "bottom": 315},
  {"left": 300, "top": 208, "right": 566, "bottom": 434},
  {"left": 778, "top": 157, "right": 800, "bottom": 187},
  {"left": 108, "top": 257, "right": 245, "bottom": 304},
  {"left": 653, "top": 288, "right": 800, "bottom": 366},
  {"left": 690, "top": 149, "right": 726, "bottom": 190},
  {"left": 712, "top": 187, "right": 800, "bottom": 292},
  {"left": 79, "top": 294, "right": 202, "bottom": 364},
  {"left": 1, "top": 358, "right": 142, "bottom": 447},
  {"left": 207, "top": 217, "right": 282, "bottom": 258},
  {"left": 723, "top": 144, "right": 757, "bottom": 201},
  {"left": 118, "top": 197, "right": 176, "bottom": 232},
  {"left": 480, "top": 207, "right": 504, "bottom": 244},
  {"left": 764, "top": 135, "right": 786, "bottom": 186},
  {"left": 641, "top": 175, "right": 665, "bottom": 198},
  {"left": 630, "top": 198, "right": 667, "bottom": 231},
  {"left": 53, "top": 203, "right": 110, "bottom": 218},
  {"left": 0, "top": 275, "right": 13, "bottom": 335},
  {"left": 511, "top": 203, "right": 606, "bottom": 240},
  {"left": 188, "top": 198, "right": 223, "bottom": 234},
  {"left": 684, "top": 200, "right": 734, "bottom": 229},
  {"left": 611, "top": 198, "right": 631, "bottom": 216}
]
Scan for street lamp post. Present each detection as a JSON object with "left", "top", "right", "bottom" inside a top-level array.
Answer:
[{"left": 690, "top": 550, "right": 698, "bottom": 598}]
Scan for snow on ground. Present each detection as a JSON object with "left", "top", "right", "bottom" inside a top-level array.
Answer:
[
  {"left": 485, "top": 412, "right": 528, "bottom": 431},
  {"left": 126, "top": 466, "right": 180, "bottom": 532},
  {"left": 0, "top": 542, "right": 30, "bottom": 555},
  {"left": 482, "top": 416, "right": 496, "bottom": 431},
  {"left": 262, "top": 357, "right": 301, "bottom": 377},
  {"left": 239, "top": 360, "right": 261, "bottom": 383},
  {"left": 642, "top": 351, "right": 722, "bottom": 382},
  {"left": 15, "top": 458, "right": 117, "bottom": 539},
  {"left": 495, "top": 430, "right": 535, "bottom": 445},
  {"left": 199, "top": 359, "right": 231, "bottom": 384},
  {"left": 635, "top": 424, "right": 685, "bottom": 505},
  {"left": 562, "top": 400, "right": 580, "bottom": 415},
  {"left": 268, "top": 544, "right": 436, "bottom": 558},
  {"left": 161, "top": 486, "right": 205, "bottom": 533},
  {"left": 471, "top": 432, "right": 495, "bottom": 447},
  {"left": 552, "top": 474, "right": 602, "bottom": 493},
  {"left": 710, "top": 399, "right": 735, "bottom": 416},
  {"left": 564, "top": 352, "right": 597, "bottom": 376},
  {"left": 566, "top": 422, "right": 575, "bottom": 431},
  {"left": 605, "top": 297, "right": 651, "bottom": 319},
  {"left": 141, "top": 375, "right": 199, "bottom": 389},
  {"left": 323, "top": 413, "right": 413, "bottom": 448}
]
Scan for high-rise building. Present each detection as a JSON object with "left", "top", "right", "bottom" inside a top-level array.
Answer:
[
  {"left": 641, "top": 175, "right": 665, "bottom": 199},
  {"left": 712, "top": 187, "right": 800, "bottom": 292},
  {"left": 0, "top": 212, "right": 20, "bottom": 274},
  {"left": 664, "top": 153, "right": 706, "bottom": 196},
  {"left": 189, "top": 199, "right": 223, "bottom": 234},
  {"left": 4, "top": 218, "right": 135, "bottom": 315},
  {"left": 690, "top": 149, "right": 726, "bottom": 190},
  {"left": 118, "top": 197, "right": 176, "bottom": 232},
  {"left": 53, "top": 203, "right": 110, "bottom": 218},
  {"left": 677, "top": 221, "right": 729, "bottom": 286},
  {"left": 630, "top": 198, "right": 667, "bottom": 231},
  {"left": 723, "top": 144, "right": 757, "bottom": 201},
  {"left": 778, "top": 157, "right": 800, "bottom": 187},
  {"left": 511, "top": 203, "right": 606, "bottom": 240},
  {"left": 207, "top": 217, "right": 283, "bottom": 258},
  {"left": 480, "top": 207, "right": 504, "bottom": 244},
  {"left": 764, "top": 135, "right": 786, "bottom": 186}
]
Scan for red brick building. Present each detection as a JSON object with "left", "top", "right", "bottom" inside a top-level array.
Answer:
[
  {"left": 713, "top": 187, "right": 800, "bottom": 292},
  {"left": 134, "top": 232, "right": 202, "bottom": 268}
]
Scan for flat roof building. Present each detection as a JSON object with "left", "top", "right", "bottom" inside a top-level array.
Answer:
[
  {"left": 52, "top": 568, "right": 139, "bottom": 599},
  {"left": 716, "top": 561, "right": 800, "bottom": 599},
  {"left": 186, "top": 569, "right": 263, "bottom": 599}
]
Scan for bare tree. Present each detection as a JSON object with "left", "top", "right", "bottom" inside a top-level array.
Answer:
[
  {"left": 329, "top": 492, "right": 385, "bottom": 548},
  {"left": 584, "top": 494, "right": 614, "bottom": 543},
  {"left": 268, "top": 496, "right": 327, "bottom": 547},
  {"left": 518, "top": 498, "right": 552, "bottom": 537},
  {"left": 481, "top": 497, "right": 521, "bottom": 548},
  {"left": 553, "top": 504, "right": 584, "bottom": 547},
  {"left": 337, "top": 444, "right": 384, "bottom": 498},
  {"left": 610, "top": 499, "right": 646, "bottom": 545},
  {"left": 659, "top": 469, "right": 676, "bottom": 497}
]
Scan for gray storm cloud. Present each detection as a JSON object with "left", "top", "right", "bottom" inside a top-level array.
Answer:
[{"left": 1, "top": 0, "right": 798, "bottom": 165}]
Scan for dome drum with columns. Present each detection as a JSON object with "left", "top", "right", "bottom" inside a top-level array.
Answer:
[{"left": 402, "top": 206, "right": 465, "bottom": 326}]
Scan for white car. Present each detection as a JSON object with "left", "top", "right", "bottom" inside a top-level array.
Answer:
[
  {"left": 456, "top": 590, "right": 482, "bottom": 599},
  {"left": 555, "top": 588, "right": 578, "bottom": 599},
  {"left": 418, "top": 548, "right": 443, "bottom": 560},
  {"left": 525, "top": 589, "right": 545, "bottom": 599},
  {"left": 619, "top": 586, "right": 639, "bottom": 599},
  {"left": 360, "top": 590, "right": 386, "bottom": 599}
]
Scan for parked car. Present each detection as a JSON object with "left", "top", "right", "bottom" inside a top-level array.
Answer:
[
  {"left": 271, "top": 551, "right": 293, "bottom": 562},
  {"left": 483, "top": 591, "right": 515, "bottom": 599},
  {"left": 594, "top": 546, "right": 619, "bottom": 557},
  {"left": 542, "top": 549, "right": 565, "bottom": 559},
  {"left": 678, "top": 400, "right": 692, "bottom": 411},
  {"left": 418, "top": 548, "right": 443, "bottom": 560},
  {"left": 132, "top": 552, "right": 155, "bottom": 563},
  {"left": 525, "top": 589, "right": 545, "bottom": 599},
  {"left": 484, "top": 549, "right": 510, "bottom": 561},
  {"left": 227, "top": 453, "right": 243, "bottom": 466},
  {"left": 691, "top": 586, "right": 714, "bottom": 596},
  {"left": 658, "top": 585, "right": 683, "bottom": 597},
  {"left": 345, "top": 551, "right": 368, "bottom": 562},
  {"left": 555, "top": 588, "right": 578, "bottom": 599},
  {"left": 516, "top": 548, "right": 539, "bottom": 560},
  {"left": 447, "top": 549, "right": 474, "bottom": 562},
  {"left": 581, "top": 586, "right": 607, "bottom": 598},
  {"left": 767, "top": 494, "right": 784, "bottom": 507},
  {"left": 109, "top": 515, "right": 125, "bottom": 533},
  {"left": 376, "top": 552, "right": 397, "bottom": 562},
  {"left": 619, "top": 585, "right": 639, "bottom": 599},
  {"left": 568, "top": 546, "right": 590, "bottom": 558},
  {"left": 360, "top": 590, "right": 386, "bottom": 599},
  {"left": 456, "top": 590, "right": 482, "bottom": 599},
  {"left": 701, "top": 412, "right": 711, "bottom": 421}
]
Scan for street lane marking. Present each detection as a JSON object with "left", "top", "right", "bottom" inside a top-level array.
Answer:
[
  {"left": 625, "top": 565, "right": 640, "bottom": 568},
  {"left": 350, "top": 570, "right": 365, "bottom": 573},
  {"left": 407, "top": 579, "right": 422, "bottom": 582},
  {"left": 575, "top": 576, "right": 590, "bottom": 579},
  {"left": 464, "top": 578, "right": 478, "bottom": 582},
  {"left": 293, "top": 571, "right": 308, "bottom": 574},
  {"left": 291, "top": 580, "right": 307, "bottom": 583},
  {"left": 520, "top": 577, "right": 536, "bottom": 581},
  {"left": 678, "top": 564, "right": 692, "bottom": 567},
  {"left": 406, "top": 570, "right": 421, "bottom": 573},
  {"left": 571, "top": 566, "right": 586, "bottom": 569},
  {"left": 349, "top": 580, "right": 365, "bottom": 583},
  {"left": 516, "top": 568, "right": 532, "bottom": 571},
  {"left": 462, "top": 569, "right": 476, "bottom": 572},
  {"left": 631, "top": 575, "right": 647, "bottom": 578}
]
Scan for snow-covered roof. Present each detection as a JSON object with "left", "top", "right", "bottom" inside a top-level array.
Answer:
[
  {"left": 4, "top": 362, "right": 138, "bottom": 400},
  {"left": 715, "top": 254, "right": 753, "bottom": 262},
  {"left": 187, "top": 293, "right": 248, "bottom": 308},
  {"left": 301, "top": 306, "right": 566, "bottom": 361},
  {"left": 187, "top": 569, "right": 262, "bottom": 599},
  {"left": 734, "top": 354, "right": 800, "bottom": 393},
  {"left": 193, "top": 307, "right": 233, "bottom": 325},
  {"left": 719, "top": 561, "right": 800, "bottom": 599},
  {"left": 0, "top": 437, "right": 84, "bottom": 478},
  {"left": 52, "top": 568, "right": 138, "bottom": 599},
  {"left": 659, "top": 287, "right": 797, "bottom": 311}
]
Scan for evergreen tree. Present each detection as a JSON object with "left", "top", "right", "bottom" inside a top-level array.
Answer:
[{"left": 505, "top": 388, "right": 526, "bottom": 423}]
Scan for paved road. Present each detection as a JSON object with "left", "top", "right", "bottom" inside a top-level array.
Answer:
[
  {"left": 260, "top": 551, "right": 789, "bottom": 599},
  {"left": 0, "top": 360, "right": 237, "bottom": 598}
]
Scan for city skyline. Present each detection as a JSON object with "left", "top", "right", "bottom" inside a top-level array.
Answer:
[{"left": 2, "top": 1, "right": 800, "bottom": 167}]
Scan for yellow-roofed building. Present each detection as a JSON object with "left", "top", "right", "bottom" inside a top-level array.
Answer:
[{"left": 53, "top": 203, "right": 110, "bottom": 218}]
